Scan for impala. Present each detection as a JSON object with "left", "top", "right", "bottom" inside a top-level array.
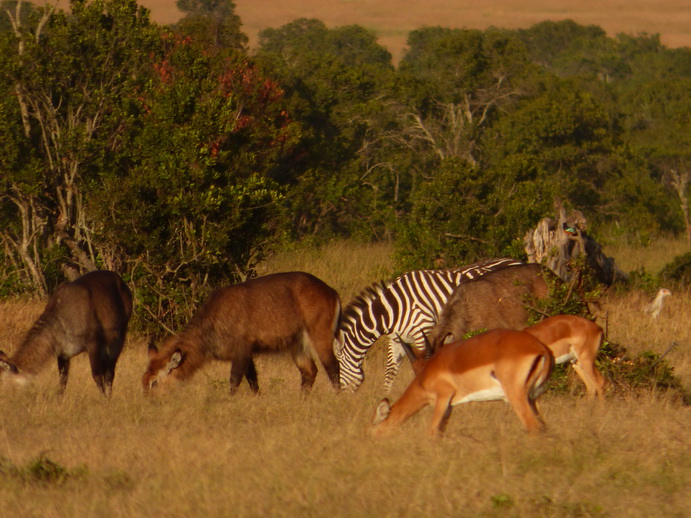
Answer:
[
  {"left": 524, "top": 315, "right": 605, "bottom": 398},
  {"left": 372, "top": 329, "right": 554, "bottom": 437}
]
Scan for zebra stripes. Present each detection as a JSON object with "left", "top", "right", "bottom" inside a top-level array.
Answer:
[{"left": 336, "top": 258, "right": 524, "bottom": 392}]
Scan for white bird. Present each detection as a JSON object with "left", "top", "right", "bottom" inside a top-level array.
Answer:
[{"left": 645, "top": 288, "right": 671, "bottom": 319}]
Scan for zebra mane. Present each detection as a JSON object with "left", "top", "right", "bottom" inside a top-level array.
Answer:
[{"left": 342, "top": 280, "right": 391, "bottom": 322}]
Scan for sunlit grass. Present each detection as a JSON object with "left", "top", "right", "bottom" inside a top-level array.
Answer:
[
  {"left": 257, "top": 238, "right": 394, "bottom": 302},
  {"left": 604, "top": 235, "right": 689, "bottom": 275},
  {"left": 0, "top": 239, "right": 689, "bottom": 517}
]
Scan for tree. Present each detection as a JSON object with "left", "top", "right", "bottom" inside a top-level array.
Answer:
[
  {"left": 394, "top": 156, "right": 555, "bottom": 270},
  {"left": 485, "top": 78, "right": 671, "bottom": 233},
  {"left": 615, "top": 47, "right": 691, "bottom": 239},
  {"left": 0, "top": 0, "right": 34, "bottom": 34},
  {"left": 516, "top": 20, "right": 624, "bottom": 81},
  {"left": 257, "top": 19, "right": 400, "bottom": 240},
  {"left": 395, "top": 27, "right": 536, "bottom": 166},
  {"left": 0, "top": 0, "right": 161, "bottom": 291},
  {"left": 91, "top": 36, "right": 300, "bottom": 328},
  {"left": 174, "top": 0, "right": 246, "bottom": 51},
  {"left": 515, "top": 23, "right": 689, "bottom": 239},
  {"left": 665, "top": 165, "right": 691, "bottom": 245}
]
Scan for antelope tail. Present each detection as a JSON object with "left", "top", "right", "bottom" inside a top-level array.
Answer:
[{"left": 526, "top": 351, "right": 555, "bottom": 400}]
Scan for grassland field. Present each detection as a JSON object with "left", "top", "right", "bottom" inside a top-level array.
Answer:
[
  {"left": 137, "top": 0, "right": 691, "bottom": 62},
  {"left": 2, "top": 2, "right": 689, "bottom": 515},
  {"left": 0, "top": 239, "right": 690, "bottom": 517}
]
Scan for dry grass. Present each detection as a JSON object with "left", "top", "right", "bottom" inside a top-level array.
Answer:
[
  {"left": 137, "top": 0, "right": 691, "bottom": 63},
  {"left": 1, "top": 240, "right": 690, "bottom": 517},
  {"left": 604, "top": 235, "right": 689, "bottom": 275},
  {"left": 255, "top": 239, "right": 394, "bottom": 302}
]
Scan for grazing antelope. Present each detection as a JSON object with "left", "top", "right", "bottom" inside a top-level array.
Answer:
[
  {"left": 523, "top": 315, "right": 606, "bottom": 398},
  {"left": 0, "top": 270, "right": 133, "bottom": 397},
  {"left": 426, "top": 263, "right": 555, "bottom": 351},
  {"left": 372, "top": 329, "right": 554, "bottom": 437},
  {"left": 143, "top": 272, "right": 341, "bottom": 395}
]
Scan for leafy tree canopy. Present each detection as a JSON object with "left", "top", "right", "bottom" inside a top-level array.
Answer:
[{"left": 175, "top": 0, "right": 247, "bottom": 51}]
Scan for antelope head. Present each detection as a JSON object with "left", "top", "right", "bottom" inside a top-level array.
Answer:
[
  {"left": 0, "top": 350, "right": 31, "bottom": 386},
  {"left": 142, "top": 338, "right": 186, "bottom": 392}
]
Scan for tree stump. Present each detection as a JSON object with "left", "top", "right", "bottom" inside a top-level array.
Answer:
[{"left": 524, "top": 203, "right": 626, "bottom": 286}]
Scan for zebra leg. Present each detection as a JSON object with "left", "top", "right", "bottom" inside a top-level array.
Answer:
[{"left": 383, "top": 339, "right": 406, "bottom": 393}]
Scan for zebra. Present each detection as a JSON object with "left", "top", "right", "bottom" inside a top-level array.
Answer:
[{"left": 336, "top": 257, "right": 524, "bottom": 393}]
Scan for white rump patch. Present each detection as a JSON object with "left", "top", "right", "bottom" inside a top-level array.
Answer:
[
  {"left": 555, "top": 348, "right": 576, "bottom": 365},
  {"left": 453, "top": 379, "right": 506, "bottom": 405}
]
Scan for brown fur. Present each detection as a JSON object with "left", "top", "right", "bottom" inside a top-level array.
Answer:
[
  {"left": 427, "top": 264, "right": 555, "bottom": 350},
  {"left": 143, "top": 271, "right": 342, "bottom": 395},
  {"left": 0, "top": 270, "right": 133, "bottom": 396},
  {"left": 372, "top": 329, "right": 554, "bottom": 437},
  {"left": 524, "top": 315, "right": 606, "bottom": 398}
]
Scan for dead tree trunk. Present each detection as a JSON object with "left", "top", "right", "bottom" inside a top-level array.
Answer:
[
  {"left": 666, "top": 166, "right": 691, "bottom": 247},
  {"left": 524, "top": 202, "right": 626, "bottom": 286}
]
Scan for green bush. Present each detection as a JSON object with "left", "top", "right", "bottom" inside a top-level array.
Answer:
[
  {"left": 659, "top": 251, "right": 691, "bottom": 285},
  {"left": 597, "top": 341, "right": 688, "bottom": 402},
  {"left": 0, "top": 453, "right": 88, "bottom": 486}
]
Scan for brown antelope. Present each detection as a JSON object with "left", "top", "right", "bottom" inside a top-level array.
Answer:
[
  {"left": 372, "top": 329, "right": 554, "bottom": 437},
  {"left": 523, "top": 315, "right": 606, "bottom": 398},
  {"left": 426, "top": 263, "right": 555, "bottom": 351},
  {"left": 0, "top": 270, "right": 133, "bottom": 397},
  {"left": 143, "top": 271, "right": 341, "bottom": 395}
]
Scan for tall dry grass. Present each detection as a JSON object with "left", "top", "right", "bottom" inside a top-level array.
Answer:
[
  {"left": 604, "top": 235, "right": 689, "bottom": 275},
  {"left": 1, "top": 240, "right": 689, "bottom": 517},
  {"left": 255, "top": 239, "right": 394, "bottom": 302}
]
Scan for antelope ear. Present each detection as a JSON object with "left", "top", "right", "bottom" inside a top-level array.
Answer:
[
  {"left": 0, "top": 357, "right": 19, "bottom": 374},
  {"left": 332, "top": 336, "right": 344, "bottom": 358},
  {"left": 166, "top": 350, "right": 184, "bottom": 373},
  {"left": 421, "top": 330, "right": 434, "bottom": 359},
  {"left": 397, "top": 335, "right": 418, "bottom": 364},
  {"left": 147, "top": 339, "right": 159, "bottom": 358},
  {"left": 373, "top": 398, "right": 391, "bottom": 425}
]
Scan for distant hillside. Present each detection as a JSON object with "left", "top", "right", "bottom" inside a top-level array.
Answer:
[{"left": 138, "top": 0, "right": 690, "bottom": 62}]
